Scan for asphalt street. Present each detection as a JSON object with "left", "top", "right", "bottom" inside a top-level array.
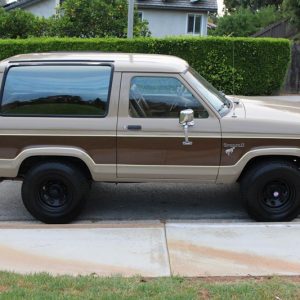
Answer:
[{"left": 0, "top": 181, "right": 252, "bottom": 222}]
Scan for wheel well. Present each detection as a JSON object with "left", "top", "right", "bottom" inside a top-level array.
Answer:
[
  {"left": 237, "top": 155, "right": 300, "bottom": 182},
  {"left": 18, "top": 156, "right": 92, "bottom": 180}
]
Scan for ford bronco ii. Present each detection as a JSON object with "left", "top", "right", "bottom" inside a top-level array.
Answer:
[{"left": 0, "top": 52, "right": 299, "bottom": 223}]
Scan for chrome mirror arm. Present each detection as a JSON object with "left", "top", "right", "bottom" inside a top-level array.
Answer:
[
  {"left": 179, "top": 109, "right": 194, "bottom": 146},
  {"left": 182, "top": 120, "right": 194, "bottom": 146}
]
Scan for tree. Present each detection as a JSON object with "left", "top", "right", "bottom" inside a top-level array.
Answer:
[
  {"left": 211, "top": 6, "right": 282, "bottom": 37},
  {"left": 50, "top": 0, "right": 150, "bottom": 37},
  {"left": 224, "top": 0, "right": 283, "bottom": 12},
  {"left": 283, "top": 0, "right": 300, "bottom": 29},
  {"left": 0, "top": 8, "right": 48, "bottom": 38},
  {"left": 0, "top": 0, "right": 150, "bottom": 38}
]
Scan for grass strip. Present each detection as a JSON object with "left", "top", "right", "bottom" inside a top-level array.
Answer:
[{"left": 0, "top": 272, "right": 299, "bottom": 299}]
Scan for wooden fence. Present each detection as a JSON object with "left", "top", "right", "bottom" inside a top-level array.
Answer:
[
  {"left": 252, "top": 19, "right": 297, "bottom": 38},
  {"left": 253, "top": 20, "right": 299, "bottom": 94},
  {"left": 284, "top": 43, "right": 300, "bottom": 94}
]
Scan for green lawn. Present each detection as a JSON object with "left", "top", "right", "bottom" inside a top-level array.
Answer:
[{"left": 0, "top": 273, "right": 299, "bottom": 299}]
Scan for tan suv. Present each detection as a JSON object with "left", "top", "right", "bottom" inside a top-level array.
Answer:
[{"left": 0, "top": 52, "right": 299, "bottom": 223}]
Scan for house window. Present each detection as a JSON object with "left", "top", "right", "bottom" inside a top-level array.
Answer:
[
  {"left": 138, "top": 11, "right": 143, "bottom": 20},
  {"left": 187, "top": 14, "right": 202, "bottom": 35}
]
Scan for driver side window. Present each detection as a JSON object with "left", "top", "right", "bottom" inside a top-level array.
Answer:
[{"left": 129, "top": 76, "right": 208, "bottom": 118}]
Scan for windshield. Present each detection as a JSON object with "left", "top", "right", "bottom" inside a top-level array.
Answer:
[{"left": 187, "top": 67, "right": 231, "bottom": 115}]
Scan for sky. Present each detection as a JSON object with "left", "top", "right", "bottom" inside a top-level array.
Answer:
[{"left": 218, "top": 0, "right": 225, "bottom": 16}]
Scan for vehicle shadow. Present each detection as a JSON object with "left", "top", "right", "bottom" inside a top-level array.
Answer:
[{"left": 80, "top": 182, "right": 249, "bottom": 221}]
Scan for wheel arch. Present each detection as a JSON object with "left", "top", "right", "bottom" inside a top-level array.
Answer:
[
  {"left": 218, "top": 147, "right": 300, "bottom": 183},
  {"left": 11, "top": 147, "right": 96, "bottom": 180},
  {"left": 237, "top": 155, "right": 299, "bottom": 182},
  {"left": 18, "top": 155, "right": 93, "bottom": 180}
]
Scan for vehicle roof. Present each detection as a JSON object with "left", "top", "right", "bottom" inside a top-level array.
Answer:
[{"left": 0, "top": 52, "right": 189, "bottom": 73}]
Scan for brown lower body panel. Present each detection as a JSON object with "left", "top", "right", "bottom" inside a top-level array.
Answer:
[
  {"left": 117, "top": 137, "right": 221, "bottom": 166},
  {"left": 0, "top": 135, "right": 116, "bottom": 164}
]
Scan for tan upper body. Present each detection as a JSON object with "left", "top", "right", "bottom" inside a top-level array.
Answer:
[
  {"left": 0, "top": 52, "right": 189, "bottom": 73},
  {"left": 0, "top": 52, "right": 299, "bottom": 184}
]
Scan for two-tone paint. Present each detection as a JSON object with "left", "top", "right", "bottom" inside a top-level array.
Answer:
[{"left": 0, "top": 52, "right": 299, "bottom": 184}]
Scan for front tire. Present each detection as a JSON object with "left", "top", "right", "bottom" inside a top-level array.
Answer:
[
  {"left": 22, "top": 161, "right": 89, "bottom": 224},
  {"left": 241, "top": 160, "right": 300, "bottom": 221}
]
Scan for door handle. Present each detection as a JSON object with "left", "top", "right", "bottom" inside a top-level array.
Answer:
[{"left": 127, "top": 125, "right": 142, "bottom": 130}]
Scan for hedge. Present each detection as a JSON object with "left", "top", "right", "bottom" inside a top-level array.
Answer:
[{"left": 0, "top": 37, "right": 291, "bottom": 95}]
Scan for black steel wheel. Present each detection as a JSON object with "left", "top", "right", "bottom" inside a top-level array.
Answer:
[
  {"left": 39, "top": 179, "right": 70, "bottom": 210},
  {"left": 261, "top": 179, "right": 295, "bottom": 211},
  {"left": 241, "top": 160, "right": 300, "bottom": 221},
  {"left": 22, "top": 161, "right": 89, "bottom": 224}
]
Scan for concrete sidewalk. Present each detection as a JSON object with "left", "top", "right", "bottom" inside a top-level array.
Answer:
[{"left": 0, "top": 221, "right": 299, "bottom": 277}]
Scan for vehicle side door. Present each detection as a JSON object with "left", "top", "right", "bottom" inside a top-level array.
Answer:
[{"left": 117, "top": 72, "right": 221, "bottom": 181}]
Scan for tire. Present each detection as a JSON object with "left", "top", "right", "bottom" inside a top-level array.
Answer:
[
  {"left": 240, "top": 160, "right": 300, "bottom": 222},
  {"left": 21, "top": 161, "right": 89, "bottom": 224}
]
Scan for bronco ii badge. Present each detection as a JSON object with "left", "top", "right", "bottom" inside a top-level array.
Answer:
[{"left": 224, "top": 143, "right": 245, "bottom": 156}]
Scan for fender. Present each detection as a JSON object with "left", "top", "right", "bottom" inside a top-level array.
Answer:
[
  {"left": 217, "top": 147, "right": 300, "bottom": 183},
  {"left": 0, "top": 147, "right": 116, "bottom": 181}
]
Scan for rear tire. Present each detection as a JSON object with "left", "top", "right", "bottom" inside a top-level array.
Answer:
[
  {"left": 22, "top": 161, "right": 89, "bottom": 224},
  {"left": 240, "top": 160, "right": 300, "bottom": 222}
]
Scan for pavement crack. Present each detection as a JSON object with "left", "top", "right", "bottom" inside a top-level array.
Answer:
[{"left": 163, "top": 221, "right": 172, "bottom": 276}]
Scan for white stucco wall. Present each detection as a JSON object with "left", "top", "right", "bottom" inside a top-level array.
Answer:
[
  {"left": 22, "top": 0, "right": 59, "bottom": 18},
  {"left": 140, "top": 9, "right": 208, "bottom": 37}
]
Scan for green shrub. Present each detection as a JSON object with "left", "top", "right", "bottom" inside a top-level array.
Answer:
[
  {"left": 0, "top": 8, "right": 48, "bottom": 38},
  {"left": 0, "top": 37, "right": 290, "bottom": 95},
  {"left": 211, "top": 6, "right": 283, "bottom": 37},
  {"left": 0, "top": 2, "right": 150, "bottom": 39}
]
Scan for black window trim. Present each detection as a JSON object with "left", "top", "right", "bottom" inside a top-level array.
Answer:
[
  {"left": 128, "top": 74, "right": 209, "bottom": 119},
  {"left": 0, "top": 62, "right": 114, "bottom": 118}
]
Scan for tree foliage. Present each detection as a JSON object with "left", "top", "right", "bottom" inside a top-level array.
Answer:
[
  {"left": 211, "top": 6, "right": 283, "bottom": 37},
  {"left": 283, "top": 0, "right": 300, "bottom": 29},
  {"left": 51, "top": 0, "right": 150, "bottom": 37},
  {"left": 0, "top": 0, "right": 150, "bottom": 38},
  {"left": 224, "top": 0, "right": 283, "bottom": 12},
  {"left": 0, "top": 8, "right": 48, "bottom": 38}
]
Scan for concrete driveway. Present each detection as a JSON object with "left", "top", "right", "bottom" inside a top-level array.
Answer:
[{"left": 0, "top": 181, "right": 300, "bottom": 277}]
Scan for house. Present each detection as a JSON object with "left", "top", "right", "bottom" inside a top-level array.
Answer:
[
  {"left": 136, "top": 0, "right": 217, "bottom": 37},
  {"left": 2, "top": 0, "right": 217, "bottom": 37}
]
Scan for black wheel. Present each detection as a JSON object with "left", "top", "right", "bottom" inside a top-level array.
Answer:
[
  {"left": 240, "top": 160, "right": 300, "bottom": 221},
  {"left": 22, "top": 161, "right": 90, "bottom": 224}
]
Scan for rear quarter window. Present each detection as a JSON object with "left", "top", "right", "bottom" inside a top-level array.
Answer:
[{"left": 0, "top": 65, "right": 112, "bottom": 117}]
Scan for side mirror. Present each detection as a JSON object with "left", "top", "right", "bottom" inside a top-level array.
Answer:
[
  {"left": 179, "top": 109, "right": 194, "bottom": 146},
  {"left": 179, "top": 109, "right": 194, "bottom": 125}
]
